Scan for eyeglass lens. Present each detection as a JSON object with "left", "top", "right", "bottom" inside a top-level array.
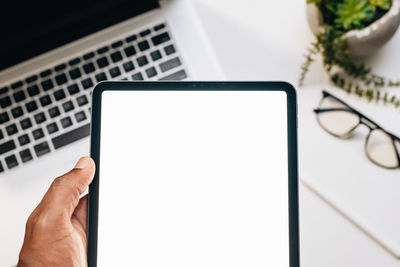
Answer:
[
  {"left": 317, "top": 96, "right": 360, "bottom": 137},
  {"left": 366, "top": 129, "right": 399, "bottom": 169}
]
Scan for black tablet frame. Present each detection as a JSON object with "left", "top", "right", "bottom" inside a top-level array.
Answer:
[{"left": 88, "top": 81, "right": 299, "bottom": 267}]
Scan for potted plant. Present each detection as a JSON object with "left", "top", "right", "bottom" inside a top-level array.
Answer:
[{"left": 300, "top": 0, "right": 400, "bottom": 108}]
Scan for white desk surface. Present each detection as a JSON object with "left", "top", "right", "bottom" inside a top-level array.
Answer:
[{"left": 193, "top": 0, "right": 400, "bottom": 266}]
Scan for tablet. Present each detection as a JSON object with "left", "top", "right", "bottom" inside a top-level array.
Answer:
[{"left": 88, "top": 81, "right": 299, "bottom": 267}]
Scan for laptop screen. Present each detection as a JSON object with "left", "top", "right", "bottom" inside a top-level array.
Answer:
[
  {"left": 96, "top": 89, "right": 291, "bottom": 266},
  {"left": 0, "top": 0, "right": 158, "bottom": 71}
]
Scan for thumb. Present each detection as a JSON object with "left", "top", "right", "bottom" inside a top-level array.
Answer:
[{"left": 39, "top": 157, "right": 95, "bottom": 218}]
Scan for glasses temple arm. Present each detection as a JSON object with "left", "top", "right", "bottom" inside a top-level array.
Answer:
[{"left": 313, "top": 108, "right": 352, "bottom": 114}]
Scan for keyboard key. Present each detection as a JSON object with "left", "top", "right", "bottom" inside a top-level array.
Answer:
[
  {"left": 20, "top": 149, "right": 33, "bottom": 163},
  {"left": 0, "top": 96, "right": 12, "bottom": 108},
  {"left": 124, "top": 46, "right": 136, "bottom": 57},
  {"left": 53, "top": 89, "right": 66, "bottom": 101},
  {"left": 48, "top": 106, "right": 61, "bottom": 118},
  {"left": 0, "top": 86, "right": 9, "bottom": 95},
  {"left": 110, "top": 51, "right": 123, "bottom": 63},
  {"left": 18, "top": 134, "right": 30, "bottom": 146},
  {"left": 97, "top": 57, "right": 109, "bottom": 68},
  {"left": 11, "top": 106, "right": 24, "bottom": 118},
  {"left": 123, "top": 61, "right": 135, "bottom": 72},
  {"left": 69, "top": 68, "right": 82, "bottom": 79},
  {"left": 81, "top": 78, "right": 93, "bottom": 89},
  {"left": 83, "top": 52, "right": 95, "bottom": 60},
  {"left": 0, "top": 161, "right": 3, "bottom": 172},
  {"left": 25, "top": 75, "right": 38, "bottom": 83},
  {"left": 68, "top": 57, "right": 81, "bottom": 66},
  {"left": 145, "top": 67, "right": 157, "bottom": 78},
  {"left": 159, "top": 69, "right": 187, "bottom": 81},
  {"left": 154, "top": 23, "right": 165, "bottom": 31},
  {"left": 6, "top": 124, "right": 18, "bottom": 136},
  {"left": 40, "top": 69, "right": 52, "bottom": 78},
  {"left": 0, "top": 130, "right": 3, "bottom": 140},
  {"left": 20, "top": 118, "right": 32, "bottom": 129},
  {"left": 32, "top": 128, "right": 44, "bottom": 140},
  {"left": 46, "top": 122, "right": 59, "bottom": 134},
  {"left": 109, "top": 67, "right": 121, "bottom": 78},
  {"left": 27, "top": 84, "right": 40, "bottom": 96},
  {"left": 61, "top": 117, "right": 73, "bottom": 128},
  {"left": 5, "top": 123, "right": 18, "bottom": 136},
  {"left": 140, "top": 29, "right": 151, "bottom": 37},
  {"left": 13, "top": 90, "right": 26, "bottom": 102},
  {"left": 95, "top": 72, "right": 107, "bottom": 82},
  {"left": 150, "top": 50, "right": 162, "bottom": 61},
  {"left": 34, "top": 112, "right": 47, "bottom": 124},
  {"left": 67, "top": 84, "right": 80, "bottom": 95},
  {"left": 0, "top": 140, "right": 16, "bottom": 155},
  {"left": 25, "top": 100, "right": 38, "bottom": 112},
  {"left": 111, "top": 40, "right": 123, "bottom": 48},
  {"left": 11, "top": 81, "right": 23, "bottom": 89},
  {"left": 76, "top": 95, "right": 88, "bottom": 106},
  {"left": 62, "top": 101, "right": 74, "bottom": 112},
  {"left": 160, "top": 57, "right": 182, "bottom": 72},
  {"left": 0, "top": 112, "right": 10, "bottom": 124},
  {"left": 125, "top": 34, "right": 137, "bottom": 43},
  {"left": 52, "top": 123, "right": 90, "bottom": 149},
  {"left": 97, "top": 46, "right": 109, "bottom": 54},
  {"left": 152, "top": 32, "right": 170, "bottom": 46},
  {"left": 5, "top": 155, "right": 18, "bottom": 169},
  {"left": 137, "top": 56, "right": 148, "bottom": 67},
  {"left": 54, "top": 63, "right": 67, "bottom": 72},
  {"left": 132, "top": 72, "right": 144, "bottom": 80},
  {"left": 83, "top": 62, "right": 95, "bottom": 74},
  {"left": 34, "top": 141, "right": 51, "bottom": 157},
  {"left": 164, "top": 44, "right": 176, "bottom": 55},
  {"left": 41, "top": 79, "right": 54, "bottom": 91},
  {"left": 138, "top": 40, "right": 150, "bottom": 51},
  {"left": 75, "top": 111, "right": 87, "bottom": 122},
  {"left": 55, "top": 73, "right": 68, "bottom": 85},
  {"left": 39, "top": 95, "right": 52, "bottom": 107}
]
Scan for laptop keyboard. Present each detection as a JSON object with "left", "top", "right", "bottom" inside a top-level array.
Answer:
[{"left": 0, "top": 22, "right": 188, "bottom": 173}]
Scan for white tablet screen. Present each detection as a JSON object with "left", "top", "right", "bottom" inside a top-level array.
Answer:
[{"left": 98, "top": 90, "right": 289, "bottom": 266}]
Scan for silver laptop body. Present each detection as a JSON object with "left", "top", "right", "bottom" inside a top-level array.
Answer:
[{"left": 0, "top": 1, "right": 223, "bottom": 265}]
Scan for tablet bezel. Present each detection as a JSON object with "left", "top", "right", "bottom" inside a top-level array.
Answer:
[{"left": 87, "top": 81, "right": 299, "bottom": 267}]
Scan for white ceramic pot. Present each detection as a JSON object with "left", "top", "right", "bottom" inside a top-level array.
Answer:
[{"left": 306, "top": 0, "right": 400, "bottom": 59}]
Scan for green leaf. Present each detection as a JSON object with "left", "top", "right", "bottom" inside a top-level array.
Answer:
[
  {"left": 369, "top": 0, "right": 391, "bottom": 10},
  {"left": 307, "top": 0, "right": 322, "bottom": 4},
  {"left": 335, "top": 0, "right": 376, "bottom": 30}
]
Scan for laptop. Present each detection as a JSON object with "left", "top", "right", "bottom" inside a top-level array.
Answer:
[{"left": 0, "top": 1, "right": 223, "bottom": 265}]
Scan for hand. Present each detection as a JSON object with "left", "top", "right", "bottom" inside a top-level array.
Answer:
[{"left": 18, "top": 157, "right": 95, "bottom": 267}]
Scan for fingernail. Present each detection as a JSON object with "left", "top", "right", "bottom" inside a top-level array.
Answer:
[{"left": 74, "top": 157, "right": 90, "bottom": 169}]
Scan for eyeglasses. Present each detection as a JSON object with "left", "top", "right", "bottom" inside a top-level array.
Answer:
[{"left": 314, "top": 90, "right": 400, "bottom": 169}]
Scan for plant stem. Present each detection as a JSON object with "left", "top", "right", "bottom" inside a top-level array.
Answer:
[
  {"left": 331, "top": 73, "right": 400, "bottom": 108},
  {"left": 299, "top": 42, "right": 319, "bottom": 87}
]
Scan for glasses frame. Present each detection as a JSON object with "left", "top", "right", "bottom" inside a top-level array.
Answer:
[{"left": 314, "top": 90, "right": 400, "bottom": 169}]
